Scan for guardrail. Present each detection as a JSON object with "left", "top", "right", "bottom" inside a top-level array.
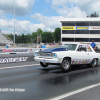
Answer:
[{"left": 0, "top": 53, "right": 34, "bottom": 64}]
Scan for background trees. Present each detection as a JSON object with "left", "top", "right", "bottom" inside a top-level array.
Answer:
[
  {"left": 42, "top": 32, "right": 53, "bottom": 43},
  {"left": 53, "top": 27, "right": 61, "bottom": 43},
  {"left": 6, "top": 27, "right": 61, "bottom": 44},
  {"left": 87, "top": 12, "right": 99, "bottom": 17}
]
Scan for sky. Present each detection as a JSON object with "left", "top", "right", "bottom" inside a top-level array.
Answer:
[{"left": 0, "top": 0, "right": 100, "bottom": 35}]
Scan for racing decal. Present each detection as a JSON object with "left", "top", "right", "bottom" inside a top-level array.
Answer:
[
  {"left": 78, "top": 60, "right": 81, "bottom": 64},
  {"left": 76, "top": 27, "right": 89, "bottom": 30},
  {"left": 75, "top": 60, "right": 78, "bottom": 64},
  {"left": 0, "top": 57, "right": 28, "bottom": 63},
  {"left": 87, "top": 46, "right": 92, "bottom": 52},
  {"left": 82, "top": 60, "right": 85, "bottom": 64},
  {"left": 62, "top": 26, "right": 75, "bottom": 30},
  {"left": 72, "top": 59, "right": 75, "bottom": 64},
  {"left": 87, "top": 60, "right": 91, "bottom": 64},
  {"left": 84, "top": 60, "right": 87, "bottom": 64},
  {"left": 71, "top": 59, "right": 91, "bottom": 64}
]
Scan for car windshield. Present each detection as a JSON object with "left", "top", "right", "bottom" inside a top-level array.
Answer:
[{"left": 59, "top": 44, "right": 77, "bottom": 51}]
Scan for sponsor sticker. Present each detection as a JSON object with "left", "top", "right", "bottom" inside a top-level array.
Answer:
[
  {"left": 62, "top": 26, "right": 75, "bottom": 30},
  {"left": 76, "top": 27, "right": 89, "bottom": 30},
  {"left": 0, "top": 49, "right": 31, "bottom": 54},
  {"left": 90, "top": 26, "right": 100, "bottom": 30},
  {"left": 78, "top": 60, "right": 81, "bottom": 64}
]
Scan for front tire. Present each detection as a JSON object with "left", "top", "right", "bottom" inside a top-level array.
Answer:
[
  {"left": 40, "top": 62, "right": 48, "bottom": 67},
  {"left": 88, "top": 58, "right": 98, "bottom": 68},
  {"left": 60, "top": 58, "right": 71, "bottom": 72}
]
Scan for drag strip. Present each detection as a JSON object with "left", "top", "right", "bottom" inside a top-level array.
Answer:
[
  {"left": 50, "top": 82, "right": 100, "bottom": 100},
  {"left": 0, "top": 61, "right": 100, "bottom": 100},
  {"left": 0, "top": 64, "right": 40, "bottom": 70}
]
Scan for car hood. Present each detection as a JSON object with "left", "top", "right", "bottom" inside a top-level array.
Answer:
[{"left": 39, "top": 48, "right": 68, "bottom": 53}]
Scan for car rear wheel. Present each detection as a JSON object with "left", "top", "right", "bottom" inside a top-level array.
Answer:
[
  {"left": 40, "top": 62, "right": 48, "bottom": 67},
  {"left": 88, "top": 58, "right": 98, "bottom": 68},
  {"left": 60, "top": 58, "right": 71, "bottom": 72}
]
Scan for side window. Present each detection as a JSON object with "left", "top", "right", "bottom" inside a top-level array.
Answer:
[
  {"left": 87, "top": 45, "right": 92, "bottom": 52},
  {"left": 77, "top": 45, "right": 87, "bottom": 52}
]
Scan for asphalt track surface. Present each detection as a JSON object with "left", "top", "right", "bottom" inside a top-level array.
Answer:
[{"left": 0, "top": 55, "right": 100, "bottom": 100}]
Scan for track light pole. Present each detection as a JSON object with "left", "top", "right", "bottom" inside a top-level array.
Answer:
[{"left": 14, "top": 0, "right": 15, "bottom": 44}]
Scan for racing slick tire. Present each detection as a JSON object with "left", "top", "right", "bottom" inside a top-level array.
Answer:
[
  {"left": 87, "top": 58, "right": 98, "bottom": 68},
  {"left": 60, "top": 58, "right": 71, "bottom": 72},
  {"left": 40, "top": 62, "right": 48, "bottom": 67}
]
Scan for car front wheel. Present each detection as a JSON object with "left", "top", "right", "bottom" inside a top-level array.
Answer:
[
  {"left": 40, "top": 62, "right": 48, "bottom": 67},
  {"left": 60, "top": 58, "right": 71, "bottom": 72}
]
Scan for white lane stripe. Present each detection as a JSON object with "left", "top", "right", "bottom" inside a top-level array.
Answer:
[
  {"left": 50, "top": 82, "right": 100, "bottom": 100},
  {"left": 0, "top": 64, "right": 40, "bottom": 70}
]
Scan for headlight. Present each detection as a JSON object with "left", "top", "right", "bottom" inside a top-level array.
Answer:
[
  {"left": 51, "top": 53, "right": 57, "bottom": 58},
  {"left": 35, "top": 52, "right": 38, "bottom": 56},
  {"left": 54, "top": 53, "right": 57, "bottom": 58}
]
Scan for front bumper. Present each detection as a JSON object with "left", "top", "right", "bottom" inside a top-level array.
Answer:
[{"left": 34, "top": 56, "right": 62, "bottom": 64}]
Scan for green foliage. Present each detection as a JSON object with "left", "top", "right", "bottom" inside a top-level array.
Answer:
[
  {"left": 87, "top": 12, "right": 99, "bottom": 17},
  {"left": 6, "top": 27, "right": 61, "bottom": 43},
  {"left": 32, "top": 32, "right": 37, "bottom": 43},
  {"left": 37, "top": 28, "right": 43, "bottom": 36},
  {"left": 53, "top": 27, "right": 61, "bottom": 42},
  {"left": 6, "top": 33, "right": 13, "bottom": 40},
  {"left": 46, "top": 32, "right": 54, "bottom": 43},
  {"left": 42, "top": 32, "right": 48, "bottom": 43}
]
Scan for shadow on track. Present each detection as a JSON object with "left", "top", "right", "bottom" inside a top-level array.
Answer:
[{"left": 39, "top": 64, "right": 100, "bottom": 74}]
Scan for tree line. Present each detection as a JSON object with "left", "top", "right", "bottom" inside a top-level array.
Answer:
[{"left": 6, "top": 27, "right": 61, "bottom": 44}]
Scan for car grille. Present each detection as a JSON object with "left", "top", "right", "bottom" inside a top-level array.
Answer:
[{"left": 39, "top": 53, "right": 52, "bottom": 57}]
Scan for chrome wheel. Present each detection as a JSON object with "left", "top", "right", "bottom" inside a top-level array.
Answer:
[
  {"left": 60, "top": 58, "right": 71, "bottom": 72},
  {"left": 93, "top": 59, "right": 97, "bottom": 66},
  {"left": 63, "top": 60, "right": 70, "bottom": 69}
]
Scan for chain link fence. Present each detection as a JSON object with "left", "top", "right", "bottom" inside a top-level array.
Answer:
[
  {"left": 15, "top": 43, "right": 59, "bottom": 48},
  {"left": 0, "top": 43, "right": 59, "bottom": 48}
]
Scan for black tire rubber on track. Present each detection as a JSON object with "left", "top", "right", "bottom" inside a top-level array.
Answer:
[
  {"left": 40, "top": 62, "right": 48, "bottom": 67},
  {"left": 87, "top": 58, "right": 98, "bottom": 68},
  {"left": 60, "top": 58, "right": 71, "bottom": 72}
]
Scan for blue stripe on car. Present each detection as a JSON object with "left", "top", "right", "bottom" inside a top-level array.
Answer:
[{"left": 39, "top": 48, "right": 68, "bottom": 53}]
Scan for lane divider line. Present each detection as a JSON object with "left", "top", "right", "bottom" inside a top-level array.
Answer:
[
  {"left": 50, "top": 82, "right": 100, "bottom": 100},
  {"left": 0, "top": 64, "right": 40, "bottom": 70}
]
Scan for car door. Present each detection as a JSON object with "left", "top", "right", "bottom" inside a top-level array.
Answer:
[
  {"left": 87, "top": 45, "right": 96, "bottom": 62},
  {"left": 71, "top": 44, "right": 91, "bottom": 64}
]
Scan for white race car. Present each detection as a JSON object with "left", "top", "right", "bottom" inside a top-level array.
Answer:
[{"left": 34, "top": 43, "right": 100, "bottom": 72}]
